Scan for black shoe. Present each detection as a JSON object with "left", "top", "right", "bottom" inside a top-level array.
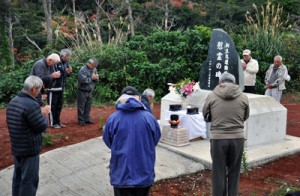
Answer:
[
  {"left": 85, "top": 120, "right": 95, "bottom": 124},
  {"left": 79, "top": 122, "right": 86, "bottom": 126}
]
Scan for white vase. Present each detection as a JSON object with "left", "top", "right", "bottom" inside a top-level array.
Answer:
[{"left": 181, "top": 97, "right": 187, "bottom": 109}]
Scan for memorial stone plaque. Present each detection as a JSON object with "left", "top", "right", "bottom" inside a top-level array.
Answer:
[{"left": 199, "top": 29, "right": 244, "bottom": 90}]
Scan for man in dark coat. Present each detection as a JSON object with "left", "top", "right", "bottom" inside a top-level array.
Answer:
[
  {"left": 50, "top": 49, "right": 73, "bottom": 128},
  {"left": 6, "top": 75, "right": 50, "bottom": 196},
  {"left": 30, "top": 53, "right": 61, "bottom": 106},
  {"left": 140, "top": 88, "right": 155, "bottom": 113}
]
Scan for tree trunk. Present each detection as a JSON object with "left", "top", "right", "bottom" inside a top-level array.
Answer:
[
  {"left": 125, "top": 0, "right": 135, "bottom": 37},
  {"left": 7, "top": 0, "right": 14, "bottom": 67},
  {"left": 164, "top": 2, "right": 169, "bottom": 31},
  {"left": 95, "top": 0, "right": 103, "bottom": 45},
  {"left": 43, "top": 0, "right": 53, "bottom": 45},
  {"left": 72, "top": 0, "right": 78, "bottom": 42}
]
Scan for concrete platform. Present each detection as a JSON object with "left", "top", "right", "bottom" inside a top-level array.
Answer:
[
  {"left": 158, "top": 135, "right": 300, "bottom": 170},
  {"left": 0, "top": 135, "right": 299, "bottom": 196}
]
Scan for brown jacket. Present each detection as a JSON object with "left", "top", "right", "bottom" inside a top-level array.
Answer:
[{"left": 202, "top": 83, "right": 249, "bottom": 139}]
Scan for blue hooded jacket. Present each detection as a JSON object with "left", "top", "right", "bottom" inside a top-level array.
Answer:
[{"left": 103, "top": 97, "right": 161, "bottom": 188}]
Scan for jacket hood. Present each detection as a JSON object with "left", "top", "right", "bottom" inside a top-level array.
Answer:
[
  {"left": 116, "top": 94, "right": 146, "bottom": 112},
  {"left": 213, "top": 83, "right": 242, "bottom": 100}
]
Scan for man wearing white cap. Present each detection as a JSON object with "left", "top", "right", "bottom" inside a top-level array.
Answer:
[{"left": 241, "top": 49, "right": 259, "bottom": 93}]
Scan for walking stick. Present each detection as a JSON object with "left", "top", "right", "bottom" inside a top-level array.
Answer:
[{"left": 46, "top": 87, "right": 63, "bottom": 126}]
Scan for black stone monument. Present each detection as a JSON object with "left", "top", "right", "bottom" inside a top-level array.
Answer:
[{"left": 199, "top": 29, "right": 244, "bottom": 90}]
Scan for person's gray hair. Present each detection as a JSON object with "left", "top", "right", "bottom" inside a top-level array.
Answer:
[
  {"left": 87, "top": 58, "right": 99, "bottom": 66},
  {"left": 23, "top": 75, "right": 43, "bottom": 91},
  {"left": 60, "top": 49, "right": 72, "bottom": 57},
  {"left": 274, "top": 55, "right": 282, "bottom": 62},
  {"left": 219, "top": 72, "right": 236, "bottom": 84},
  {"left": 143, "top": 88, "right": 155, "bottom": 97},
  {"left": 47, "top": 53, "right": 60, "bottom": 62}
]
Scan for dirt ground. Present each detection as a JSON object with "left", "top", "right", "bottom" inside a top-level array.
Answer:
[{"left": 1, "top": 96, "right": 300, "bottom": 195}]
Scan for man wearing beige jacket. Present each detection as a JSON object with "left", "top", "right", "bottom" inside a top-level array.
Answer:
[
  {"left": 203, "top": 72, "right": 249, "bottom": 196},
  {"left": 241, "top": 49, "right": 259, "bottom": 93}
]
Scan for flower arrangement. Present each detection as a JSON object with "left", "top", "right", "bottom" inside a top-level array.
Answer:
[{"left": 175, "top": 79, "right": 198, "bottom": 98}]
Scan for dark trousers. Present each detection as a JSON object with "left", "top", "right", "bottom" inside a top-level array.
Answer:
[
  {"left": 13, "top": 155, "right": 40, "bottom": 196},
  {"left": 113, "top": 186, "right": 151, "bottom": 196},
  {"left": 77, "top": 90, "right": 93, "bottom": 123},
  {"left": 243, "top": 86, "right": 256, "bottom": 94},
  {"left": 50, "top": 91, "right": 64, "bottom": 125},
  {"left": 211, "top": 139, "right": 244, "bottom": 196}
]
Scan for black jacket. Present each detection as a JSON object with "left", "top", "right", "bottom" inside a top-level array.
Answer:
[
  {"left": 6, "top": 91, "right": 48, "bottom": 157},
  {"left": 141, "top": 94, "right": 151, "bottom": 113},
  {"left": 52, "top": 60, "right": 72, "bottom": 89}
]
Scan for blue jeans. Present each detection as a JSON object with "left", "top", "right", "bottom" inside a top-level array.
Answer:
[{"left": 13, "top": 155, "right": 40, "bottom": 196}]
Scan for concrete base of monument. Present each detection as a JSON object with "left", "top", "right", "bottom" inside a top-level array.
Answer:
[
  {"left": 158, "top": 135, "right": 300, "bottom": 170},
  {"left": 160, "top": 90, "right": 287, "bottom": 148},
  {"left": 159, "top": 90, "right": 299, "bottom": 170}
]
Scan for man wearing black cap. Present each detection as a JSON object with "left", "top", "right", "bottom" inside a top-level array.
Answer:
[
  {"left": 103, "top": 86, "right": 161, "bottom": 196},
  {"left": 203, "top": 72, "right": 249, "bottom": 196}
]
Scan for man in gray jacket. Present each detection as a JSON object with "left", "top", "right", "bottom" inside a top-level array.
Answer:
[
  {"left": 203, "top": 72, "right": 249, "bottom": 196},
  {"left": 264, "top": 55, "right": 288, "bottom": 102},
  {"left": 77, "top": 58, "right": 99, "bottom": 126}
]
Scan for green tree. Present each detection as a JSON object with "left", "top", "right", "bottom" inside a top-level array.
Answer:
[{"left": 0, "top": 22, "right": 12, "bottom": 71}]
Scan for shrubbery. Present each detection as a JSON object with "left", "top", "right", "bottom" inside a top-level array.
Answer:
[{"left": 0, "top": 26, "right": 299, "bottom": 106}]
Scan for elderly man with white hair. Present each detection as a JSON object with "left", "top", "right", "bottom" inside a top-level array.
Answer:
[
  {"left": 30, "top": 53, "right": 61, "bottom": 106},
  {"left": 141, "top": 88, "right": 155, "bottom": 113},
  {"left": 264, "top": 55, "right": 288, "bottom": 102},
  {"left": 49, "top": 49, "right": 73, "bottom": 128},
  {"left": 77, "top": 58, "right": 99, "bottom": 126},
  {"left": 6, "top": 75, "right": 50, "bottom": 196}
]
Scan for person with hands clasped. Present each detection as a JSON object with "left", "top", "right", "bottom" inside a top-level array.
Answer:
[
  {"left": 6, "top": 76, "right": 50, "bottom": 196},
  {"left": 77, "top": 58, "right": 99, "bottom": 126},
  {"left": 49, "top": 49, "right": 73, "bottom": 129},
  {"left": 264, "top": 55, "right": 288, "bottom": 102},
  {"left": 241, "top": 49, "right": 259, "bottom": 94},
  {"left": 30, "top": 53, "right": 61, "bottom": 106}
]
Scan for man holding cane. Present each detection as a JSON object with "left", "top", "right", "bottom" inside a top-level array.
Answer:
[{"left": 30, "top": 53, "right": 61, "bottom": 106}]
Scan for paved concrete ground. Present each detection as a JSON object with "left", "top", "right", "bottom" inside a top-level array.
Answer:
[
  {"left": 1, "top": 135, "right": 300, "bottom": 196},
  {"left": 0, "top": 137, "right": 204, "bottom": 196}
]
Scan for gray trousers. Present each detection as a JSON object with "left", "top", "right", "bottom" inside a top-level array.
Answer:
[
  {"left": 77, "top": 90, "right": 93, "bottom": 123},
  {"left": 13, "top": 155, "right": 40, "bottom": 196},
  {"left": 265, "top": 88, "right": 283, "bottom": 102},
  {"left": 211, "top": 139, "right": 244, "bottom": 196}
]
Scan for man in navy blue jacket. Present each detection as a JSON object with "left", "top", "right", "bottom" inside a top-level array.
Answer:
[
  {"left": 141, "top": 88, "right": 155, "bottom": 113},
  {"left": 6, "top": 76, "right": 50, "bottom": 196},
  {"left": 103, "top": 86, "right": 161, "bottom": 196}
]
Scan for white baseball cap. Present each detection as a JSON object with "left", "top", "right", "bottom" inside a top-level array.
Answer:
[{"left": 243, "top": 49, "right": 251, "bottom": 56}]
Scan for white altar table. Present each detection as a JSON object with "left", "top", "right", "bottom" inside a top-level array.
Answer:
[{"left": 165, "top": 110, "right": 207, "bottom": 140}]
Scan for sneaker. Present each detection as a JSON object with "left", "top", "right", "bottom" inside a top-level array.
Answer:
[
  {"left": 85, "top": 120, "right": 95, "bottom": 124},
  {"left": 52, "top": 124, "right": 61, "bottom": 129},
  {"left": 79, "top": 122, "right": 86, "bottom": 126},
  {"left": 60, "top": 124, "right": 67, "bottom": 128}
]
